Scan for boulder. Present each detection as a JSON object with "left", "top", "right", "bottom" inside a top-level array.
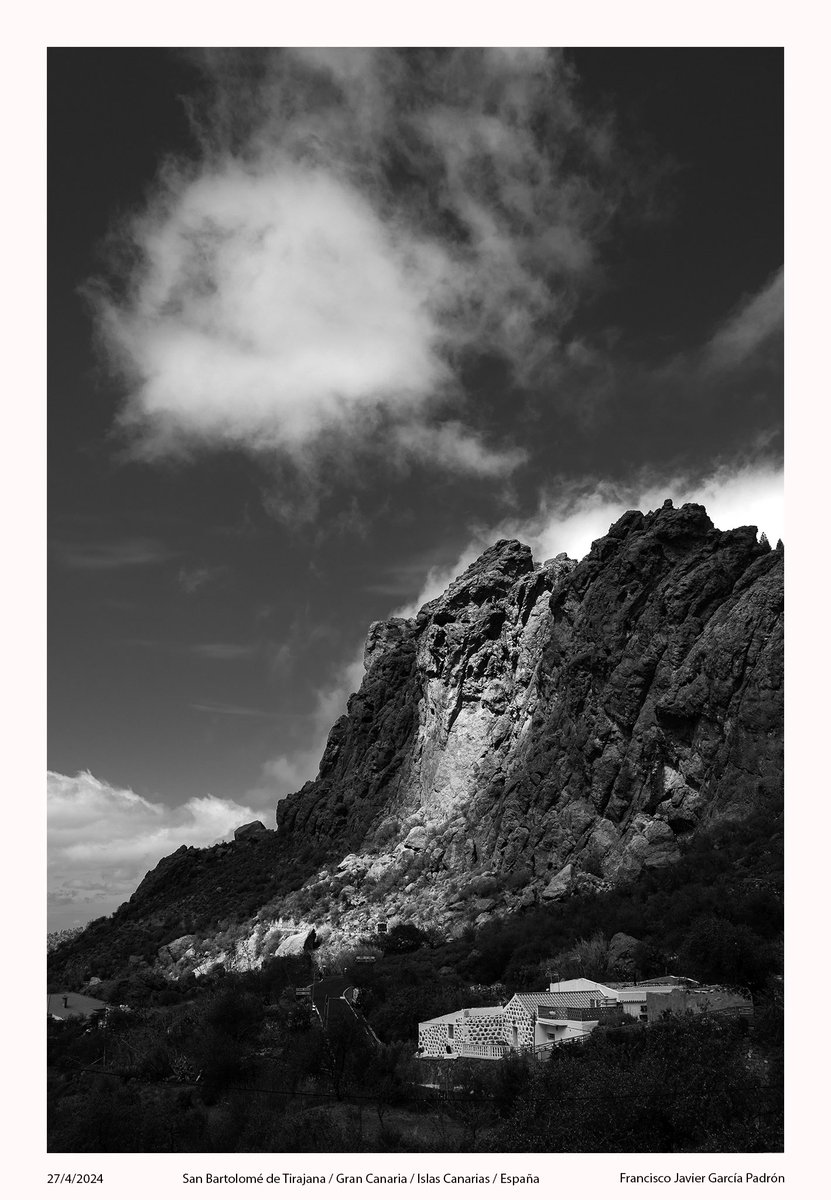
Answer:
[
  {"left": 542, "top": 863, "right": 574, "bottom": 901},
  {"left": 234, "top": 820, "right": 269, "bottom": 841},
  {"left": 274, "top": 928, "right": 316, "bottom": 957},
  {"left": 165, "top": 935, "right": 195, "bottom": 962},
  {"left": 404, "top": 825, "right": 428, "bottom": 851}
]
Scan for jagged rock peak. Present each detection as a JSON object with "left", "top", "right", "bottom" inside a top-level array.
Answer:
[
  {"left": 363, "top": 540, "right": 548, "bottom": 673},
  {"left": 273, "top": 498, "right": 782, "bottom": 948},
  {"left": 439, "top": 539, "right": 536, "bottom": 604}
]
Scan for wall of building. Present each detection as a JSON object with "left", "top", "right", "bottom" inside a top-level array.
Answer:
[
  {"left": 457, "top": 1008, "right": 506, "bottom": 1047},
  {"left": 418, "top": 1018, "right": 454, "bottom": 1057},
  {"left": 503, "top": 996, "right": 537, "bottom": 1050},
  {"left": 418, "top": 1007, "right": 506, "bottom": 1058},
  {"left": 535, "top": 1018, "right": 597, "bottom": 1050}
]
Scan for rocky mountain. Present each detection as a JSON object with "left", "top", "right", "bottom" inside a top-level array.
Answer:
[{"left": 49, "top": 501, "right": 783, "bottom": 981}]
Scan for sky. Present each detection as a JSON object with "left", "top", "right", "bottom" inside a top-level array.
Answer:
[{"left": 47, "top": 47, "right": 783, "bottom": 930}]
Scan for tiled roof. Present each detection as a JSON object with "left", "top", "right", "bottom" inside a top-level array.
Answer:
[
  {"left": 509, "top": 992, "right": 569, "bottom": 1015},
  {"left": 539, "top": 991, "right": 608, "bottom": 1009}
]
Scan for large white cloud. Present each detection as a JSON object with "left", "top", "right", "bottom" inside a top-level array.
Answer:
[
  {"left": 47, "top": 769, "right": 268, "bottom": 930},
  {"left": 105, "top": 164, "right": 454, "bottom": 454},
  {"left": 90, "top": 49, "right": 636, "bottom": 481}
]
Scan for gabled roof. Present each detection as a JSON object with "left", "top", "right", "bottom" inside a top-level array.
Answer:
[
  {"left": 550, "top": 977, "right": 619, "bottom": 998},
  {"left": 508, "top": 992, "right": 567, "bottom": 1015}
]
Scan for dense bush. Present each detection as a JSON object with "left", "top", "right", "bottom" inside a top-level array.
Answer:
[{"left": 487, "top": 1012, "right": 782, "bottom": 1152}]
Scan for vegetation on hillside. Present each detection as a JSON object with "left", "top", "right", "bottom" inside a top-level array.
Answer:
[
  {"left": 48, "top": 798, "right": 782, "bottom": 993},
  {"left": 47, "top": 800, "right": 782, "bottom": 1153},
  {"left": 48, "top": 958, "right": 783, "bottom": 1153}
]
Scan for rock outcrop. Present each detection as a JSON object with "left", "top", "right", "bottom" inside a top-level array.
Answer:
[
  {"left": 273, "top": 501, "right": 782, "bottom": 940},
  {"left": 234, "top": 820, "right": 269, "bottom": 841},
  {"left": 49, "top": 501, "right": 783, "bottom": 979}
]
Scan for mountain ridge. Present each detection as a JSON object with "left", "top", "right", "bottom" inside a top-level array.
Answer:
[{"left": 49, "top": 500, "right": 783, "bottom": 982}]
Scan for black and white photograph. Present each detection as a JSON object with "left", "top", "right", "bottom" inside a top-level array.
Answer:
[{"left": 45, "top": 37, "right": 786, "bottom": 1166}]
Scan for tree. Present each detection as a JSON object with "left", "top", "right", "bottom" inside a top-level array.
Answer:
[{"left": 381, "top": 923, "right": 429, "bottom": 955}]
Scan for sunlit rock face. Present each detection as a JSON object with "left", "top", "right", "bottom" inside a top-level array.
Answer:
[
  {"left": 274, "top": 502, "right": 782, "bottom": 938},
  {"left": 53, "top": 501, "right": 782, "bottom": 980}
]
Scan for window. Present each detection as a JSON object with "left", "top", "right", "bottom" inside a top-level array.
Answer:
[{"left": 447, "top": 1023, "right": 454, "bottom": 1038}]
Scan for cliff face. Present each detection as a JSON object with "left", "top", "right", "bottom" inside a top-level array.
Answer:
[
  {"left": 49, "top": 501, "right": 783, "bottom": 981},
  {"left": 274, "top": 501, "right": 782, "bottom": 932}
]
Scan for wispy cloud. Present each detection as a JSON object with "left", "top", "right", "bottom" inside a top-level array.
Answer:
[
  {"left": 89, "top": 49, "right": 645, "bottom": 503},
  {"left": 177, "top": 564, "right": 227, "bottom": 594},
  {"left": 189, "top": 642, "right": 257, "bottom": 661},
  {"left": 190, "top": 701, "right": 280, "bottom": 718},
  {"left": 48, "top": 769, "right": 268, "bottom": 927},
  {"left": 704, "top": 267, "right": 783, "bottom": 371},
  {"left": 52, "top": 536, "right": 173, "bottom": 570},
  {"left": 115, "top": 639, "right": 258, "bottom": 661}
]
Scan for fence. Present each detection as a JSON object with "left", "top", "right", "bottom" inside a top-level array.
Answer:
[
  {"left": 538, "top": 1006, "right": 604, "bottom": 1022},
  {"left": 455, "top": 1042, "right": 511, "bottom": 1059}
]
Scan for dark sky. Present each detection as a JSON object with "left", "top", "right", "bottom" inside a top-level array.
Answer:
[{"left": 47, "top": 48, "right": 783, "bottom": 927}]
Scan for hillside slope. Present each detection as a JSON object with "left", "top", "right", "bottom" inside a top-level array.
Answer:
[{"left": 49, "top": 501, "right": 783, "bottom": 981}]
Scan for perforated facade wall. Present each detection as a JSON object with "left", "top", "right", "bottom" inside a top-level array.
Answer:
[
  {"left": 418, "top": 1017, "right": 455, "bottom": 1057},
  {"left": 418, "top": 1006, "right": 507, "bottom": 1057},
  {"left": 503, "top": 995, "right": 537, "bottom": 1050}
]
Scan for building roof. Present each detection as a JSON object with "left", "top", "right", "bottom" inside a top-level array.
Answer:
[
  {"left": 419, "top": 1005, "right": 503, "bottom": 1026},
  {"left": 550, "top": 977, "right": 619, "bottom": 998},
  {"left": 509, "top": 992, "right": 571, "bottom": 1015},
  {"left": 615, "top": 985, "right": 676, "bottom": 1000},
  {"left": 47, "top": 992, "right": 107, "bottom": 1019},
  {"left": 541, "top": 991, "right": 611, "bottom": 1009}
]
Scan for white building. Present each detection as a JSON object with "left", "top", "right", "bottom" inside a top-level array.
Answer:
[
  {"left": 417, "top": 978, "right": 618, "bottom": 1060},
  {"left": 416, "top": 976, "right": 742, "bottom": 1060}
]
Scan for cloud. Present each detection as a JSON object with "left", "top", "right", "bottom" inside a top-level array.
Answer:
[
  {"left": 704, "top": 267, "right": 783, "bottom": 370},
  {"left": 48, "top": 769, "right": 269, "bottom": 928},
  {"left": 521, "top": 462, "right": 784, "bottom": 561},
  {"left": 190, "top": 701, "right": 279, "bottom": 718},
  {"left": 89, "top": 49, "right": 642, "bottom": 495},
  {"left": 189, "top": 642, "right": 257, "bottom": 661},
  {"left": 52, "top": 536, "right": 173, "bottom": 570},
  {"left": 395, "top": 459, "right": 784, "bottom": 615},
  {"left": 178, "top": 564, "right": 227, "bottom": 593}
]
